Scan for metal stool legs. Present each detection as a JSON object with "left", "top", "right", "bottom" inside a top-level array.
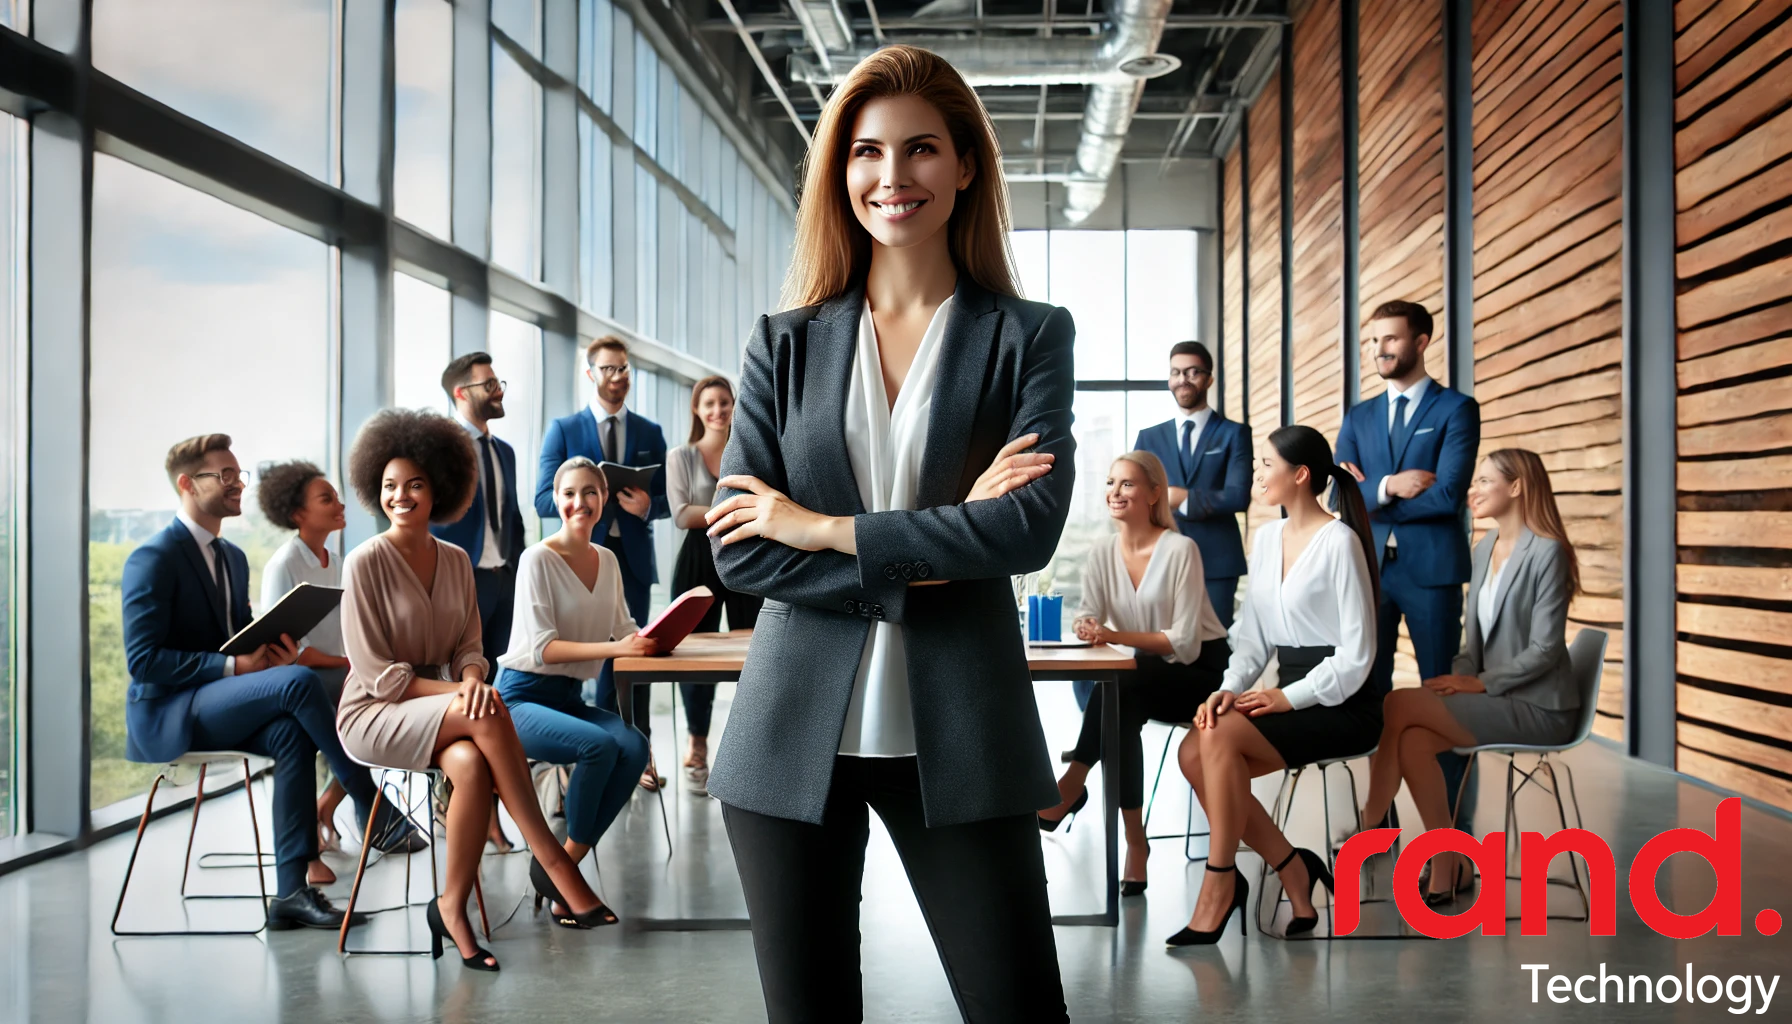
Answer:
[
  {"left": 1142, "top": 723, "right": 1208, "bottom": 861},
  {"left": 338, "top": 770, "right": 487, "bottom": 956},
  {"left": 1453, "top": 751, "right": 1591, "bottom": 924},
  {"left": 112, "top": 757, "right": 269, "bottom": 937}
]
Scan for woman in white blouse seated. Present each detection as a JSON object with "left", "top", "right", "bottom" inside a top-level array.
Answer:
[
  {"left": 1352, "top": 447, "right": 1581, "bottom": 905},
  {"left": 494, "top": 457, "right": 659, "bottom": 923},
  {"left": 1170, "top": 424, "right": 1380, "bottom": 946},
  {"left": 1038, "top": 451, "right": 1229, "bottom": 897},
  {"left": 257, "top": 460, "right": 354, "bottom": 883}
]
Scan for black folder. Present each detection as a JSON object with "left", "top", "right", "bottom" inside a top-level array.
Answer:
[
  {"left": 219, "top": 582, "right": 344, "bottom": 656},
  {"left": 600, "top": 461, "right": 661, "bottom": 495}
]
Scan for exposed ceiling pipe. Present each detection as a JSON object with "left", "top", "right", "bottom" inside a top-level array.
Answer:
[{"left": 717, "top": 0, "right": 812, "bottom": 144}]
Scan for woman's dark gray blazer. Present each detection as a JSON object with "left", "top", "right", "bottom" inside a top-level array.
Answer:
[
  {"left": 1452, "top": 526, "right": 1579, "bottom": 710},
  {"left": 707, "top": 275, "right": 1076, "bottom": 828}
]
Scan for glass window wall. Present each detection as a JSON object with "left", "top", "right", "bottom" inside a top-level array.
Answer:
[
  {"left": 395, "top": 0, "right": 454, "bottom": 239},
  {"left": 0, "top": 113, "right": 22, "bottom": 840},
  {"left": 491, "top": 43, "right": 543, "bottom": 279},
  {"left": 394, "top": 273, "right": 453, "bottom": 413}
]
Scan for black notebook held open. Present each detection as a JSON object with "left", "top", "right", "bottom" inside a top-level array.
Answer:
[
  {"left": 219, "top": 582, "right": 344, "bottom": 656},
  {"left": 600, "top": 461, "right": 661, "bottom": 495}
]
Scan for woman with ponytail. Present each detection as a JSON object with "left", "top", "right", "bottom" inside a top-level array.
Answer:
[
  {"left": 1169, "top": 425, "right": 1380, "bottom": 946},
  {"left": 1349, "top": 448, "right": 1582, "bottom": 905}
]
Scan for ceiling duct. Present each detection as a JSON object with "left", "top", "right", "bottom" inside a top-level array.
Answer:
[
  {"left": 789, "top": 0, "right": 1178, "bottom": 222},
  {"left": 790, "top": 0, "right": 856, "bottom": 73}
]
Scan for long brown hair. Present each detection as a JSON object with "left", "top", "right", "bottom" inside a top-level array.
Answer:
[
  {"left": 1112, "top": 451, "right": 1176, "bottom": 531},
  {"left": 781, "top": 45, "right": 1019, "bottom": 310},
  {"left": 687, "top": 375, "right": 734, "bottom": 445},
  {"left": 1485, "top": 448, "right": 1581, "bottom": 595}
]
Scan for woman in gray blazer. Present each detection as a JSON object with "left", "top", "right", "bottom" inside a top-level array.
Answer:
[
  {"left": 699, "top": 47, "right": 1072, "bottom": 1024},
  {"left": 1354, "top": 447, "right": 1582, "bottom": 903}
]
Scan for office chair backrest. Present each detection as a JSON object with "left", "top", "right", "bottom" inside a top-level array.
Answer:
[{"left": 1564, "top": 628, "right": 1609, "bottom": 748}]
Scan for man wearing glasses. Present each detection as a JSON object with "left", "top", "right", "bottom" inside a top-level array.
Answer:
[
  {"left": 1133, "top": 341, "right": 1252, "bottom": 627},
  {"left": 536, "top": 336, "right": 669, "bottom": 785},
  {"left": 121, "top": 434, "right": 419, "bottom": 930},
  {"left": 436, "top": 353, "right": 528, "bottom": 669}
]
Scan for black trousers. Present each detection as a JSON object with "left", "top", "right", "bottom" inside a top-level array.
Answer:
[
  {"left": 722, "top": 756, "right": 1068, "bottom": 1024},
  {"left": 1070, "top": 639, "right": 1229, "bottom": 809}
]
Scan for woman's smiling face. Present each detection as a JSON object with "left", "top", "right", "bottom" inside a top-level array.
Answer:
[{"left": 845, "top": 93, "right": 974, "bottom": 251}]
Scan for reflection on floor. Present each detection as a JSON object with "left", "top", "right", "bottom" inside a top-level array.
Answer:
[{"left": 3, "top": 684, "right": 1790, "bottom": 1023}]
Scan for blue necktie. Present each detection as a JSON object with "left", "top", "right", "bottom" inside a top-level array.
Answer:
[
  {"left": 1180, "top": 419, "right": 1196, "bottom": 478},
  {"left": 1390, "top": 393, "right": 1412, "bottom": 458}
]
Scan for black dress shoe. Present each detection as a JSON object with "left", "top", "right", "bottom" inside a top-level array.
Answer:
[{"left": 267, "top": 886, "right": 368, "bottom": 931}]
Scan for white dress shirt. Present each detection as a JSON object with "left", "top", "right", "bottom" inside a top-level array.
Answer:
[
  {"left": 1477, "top": 554, "right": 1506, "bottom": 641},
  {"left": 1376, "top": 376, "right": 1432, "bottom": 511},
  {"left": 1221, "top": 518, "right": 1376, "bottom": 709},
  {"left": 1077, "top": 531, "right": 1227, "bottom": 664},
  {"left": 1174, "top": 405, "right": 1214, "bottom": 518},
  {"left": 261, "top": 535, "right": 344, "bottom": 656},
  {"left": 838, "top": 297, "right": 954, "bottom": 757},
  {"left": 456, "top": 413, "right": 508, "bottom": 570},
  {"left": 177, "top": 511, "right": 238, "bottom": 676},
  {"left": 498, "top": 542, "right": 639, "bottom": 680},
  {"left": 590, "top": 401, "right": 629, "bottom": 539}
]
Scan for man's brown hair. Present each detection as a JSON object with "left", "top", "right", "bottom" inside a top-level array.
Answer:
[
  {"left": 1368, "top": 300, "right": 1434, "bottom": 341},
  {"left": 164, "top": 434, "right": 233, "bottom": 490},
  {"left": 585, "top": 335, "right": 629, "bottom": 367}
]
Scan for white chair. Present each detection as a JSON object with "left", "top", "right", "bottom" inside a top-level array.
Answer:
[
  {"left": 1448, "top": 628, "right": 1608, "bottom": 924},
  {"left": 111, "top": 751, "right": 271, "bottom": 937},
  {"left": 337, "top": 757, "right": 489, "bottom": 956},
  {"left": 1258, "top": 744, "right": 1380, "bottom": 938}
]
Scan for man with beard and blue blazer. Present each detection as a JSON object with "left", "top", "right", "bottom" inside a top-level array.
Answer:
[
  {"left": 1335, "top": 300, "right": 1482, "bottom": 832},
  {"left": 536, "top": 336, "right": 669, "bottom": 785}
]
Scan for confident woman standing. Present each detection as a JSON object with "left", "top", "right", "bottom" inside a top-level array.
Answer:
[
  {"left": 1172, "top": 425, "right": 1380, "bottom": 945},
  {"left": 666, "top": 375, "right": 762, "bottom": 794},
  {"left": 700, "top": 45, "right": 1073, "bottom": 1024}
]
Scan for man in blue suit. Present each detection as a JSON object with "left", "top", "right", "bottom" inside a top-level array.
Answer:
[
  {"left": 1335, "top": 301, "right": 1482, "bottom": 830},
  {"left": 123, "top": 435, "right": 416, "bottom": 929},
  {"left": 536, "top": 336, "right": 668, "bottom": 775},
  {"left": 433, "top": 353, "right": 528, "bottom": 667},
  {"left": 1133, "top": 341, "right": 1253, "bottom": 627}
]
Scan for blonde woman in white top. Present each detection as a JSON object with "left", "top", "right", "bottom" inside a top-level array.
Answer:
[
  {"left": 1037, "top": 452, "right": 1229, "bottom": 898},
  {"left": 494, "top": 457, "right": 659, "bottom": 924},
  {"left": 1170, "top": 424, "right": 1381, "bottom": 946}
]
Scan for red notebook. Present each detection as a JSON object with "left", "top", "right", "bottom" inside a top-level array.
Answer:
[{"left": 638, "top": 586, "right": 716, "bottom": 652}]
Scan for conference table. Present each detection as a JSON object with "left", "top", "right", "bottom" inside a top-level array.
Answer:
[{"left": 614, "top": 630, "right": 1137, "bottom": 930}]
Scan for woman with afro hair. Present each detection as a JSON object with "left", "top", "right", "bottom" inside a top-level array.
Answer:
[{"left": 336, "top": 408, "right": 611, "bottom": 971}]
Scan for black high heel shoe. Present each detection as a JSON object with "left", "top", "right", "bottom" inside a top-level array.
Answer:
[
  {"left": 1276, "top": 847, "right": 1336, "bottom": 936},
  {"left": 426, "top": 898, "right": 498, "bottom": 971},
  {"left": 1037, "top": 788, "right": 1089, "bottom": 834},
  {"left": 1423, "top": 855, "right": 1475, "bottom": 907},
  {"left": 529, "top": 857, "right": 620, "bottom": 928},
  {"left": 1165, "top": 864, "right": 1249, "bottom": 946}
]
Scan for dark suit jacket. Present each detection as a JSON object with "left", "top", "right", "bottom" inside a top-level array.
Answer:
[
  {"left": 122, "top": 519, "right": 255, "bottom": 764},
  {"left": 1454, "top": 526, "right": 1578, "bottom": 710},
  {"left": 1334, "top": 382, "right": 1480, "bottom": 586},
  {"left": 535, "top": 407, "right": 669, "bottom": 588},
  {"left": 431, "top": 428, "right": 526, "bottom": 567},
  {"left": 707, "top": 277, "right": 1075, "bottom": 828},
  {"left": 1133, "top": 413, "right": 1252, "bottom": 579}
]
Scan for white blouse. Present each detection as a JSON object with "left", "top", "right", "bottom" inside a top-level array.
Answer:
[
  {"left": 1077, "top": 531, "right": 1227, "bottom": 664},
  {"left": 1478, "top": 555, "right": 1506, "bottom": 640},
  {"left": 666, "top": 444, "right": 720, "bottom": 528},
  {"left": 1222, "top": 518, "right": 1376, "bottom": 710},
  {"left": 838, "top": 297, "right": 954, "bottom": 757},
  {"left": 260, "top": 536, "right": 344, "bottom": 657},
  {"left": 497, "top": 542, "right": 640, "bottom": 680}
]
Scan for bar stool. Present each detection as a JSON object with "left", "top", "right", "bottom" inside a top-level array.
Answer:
[
  {"left": 1258, "top": 744, "right": 1379, "bottom": 938},
  {"left": 337, "top": 756, "right": 489, "bottom": 956},
  {"left": 112, "top": 751, "right": 272, "bottom": 937}
]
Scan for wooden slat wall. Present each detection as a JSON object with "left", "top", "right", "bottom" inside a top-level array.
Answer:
[
  {"left": 1470, "top": 0, "right": 1626, "bottom": 741},
  {"left": 1289, "top": 0, "right": 1345, "bottom": 441},
  {"left": 1673, "top": 0, "right": 1792, "bottom": 813},
  {"left": 1358, "top": 0, "right": 1447, "bottom": 403},
  {"left": 1246, "top": 71, "right": 1285, "bottom": 546},
  {"left": 1222, "top": 147, "right": 1245, "bottom": 423}
]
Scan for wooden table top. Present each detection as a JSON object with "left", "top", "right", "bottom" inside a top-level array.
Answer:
[{"left": 612, "top": 629, "right": 1137, "bottom": 675}]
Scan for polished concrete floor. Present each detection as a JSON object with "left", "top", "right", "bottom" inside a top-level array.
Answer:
[{"left": 4, "top": 685, "right": 1790, "bottom": 1023}]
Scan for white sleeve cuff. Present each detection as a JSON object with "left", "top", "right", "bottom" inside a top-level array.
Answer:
[
  {"left": 223, "top": 656, "right": 235, "bottom": 678},
  {"left": 1376, "top": 477, "right": 1392, "bottom": 506},
  {"left": 1281, "top": 680, "right": 1319, "bottom": 710}
]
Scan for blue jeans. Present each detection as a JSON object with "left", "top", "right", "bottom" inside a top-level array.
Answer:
[
  {"left": 1375, "top": 550, "right": 1477, "bottom": 830},
  {"left": 188, "top": 666, "right": 376, "bottom": 896},
  {"left": 497, "top": 668, "right": 650, "bottom": 847}
]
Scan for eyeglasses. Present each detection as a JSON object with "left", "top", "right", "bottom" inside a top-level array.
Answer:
[
  {"left": 463, "top": 378, "right": 507, "bottom": 395},
  {"left": 1169, "top": 367, "right": 1212, "bottom": 382},
  {"left": 192, "top": 470, "right": 251, "bottom": 487},
  {"left": 592, "top": 363, "right": 631, "bottom": 379}
]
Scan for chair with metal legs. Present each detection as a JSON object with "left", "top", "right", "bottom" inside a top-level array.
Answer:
[
  {"left": 1448, "top": 628, "right": 1608, "bottom": 925},
  {"left": 1142, "top": 722, "right": 1209, "bottom": 861},
  {"left": 112, "top": 751, "right": 272, "bottom": 937},
  {"left": 1257, "top": 744, "right": 1379, "bottom": 938},
  {"left": 337, "top": 760, "right": 489, "bottom": 956}
]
